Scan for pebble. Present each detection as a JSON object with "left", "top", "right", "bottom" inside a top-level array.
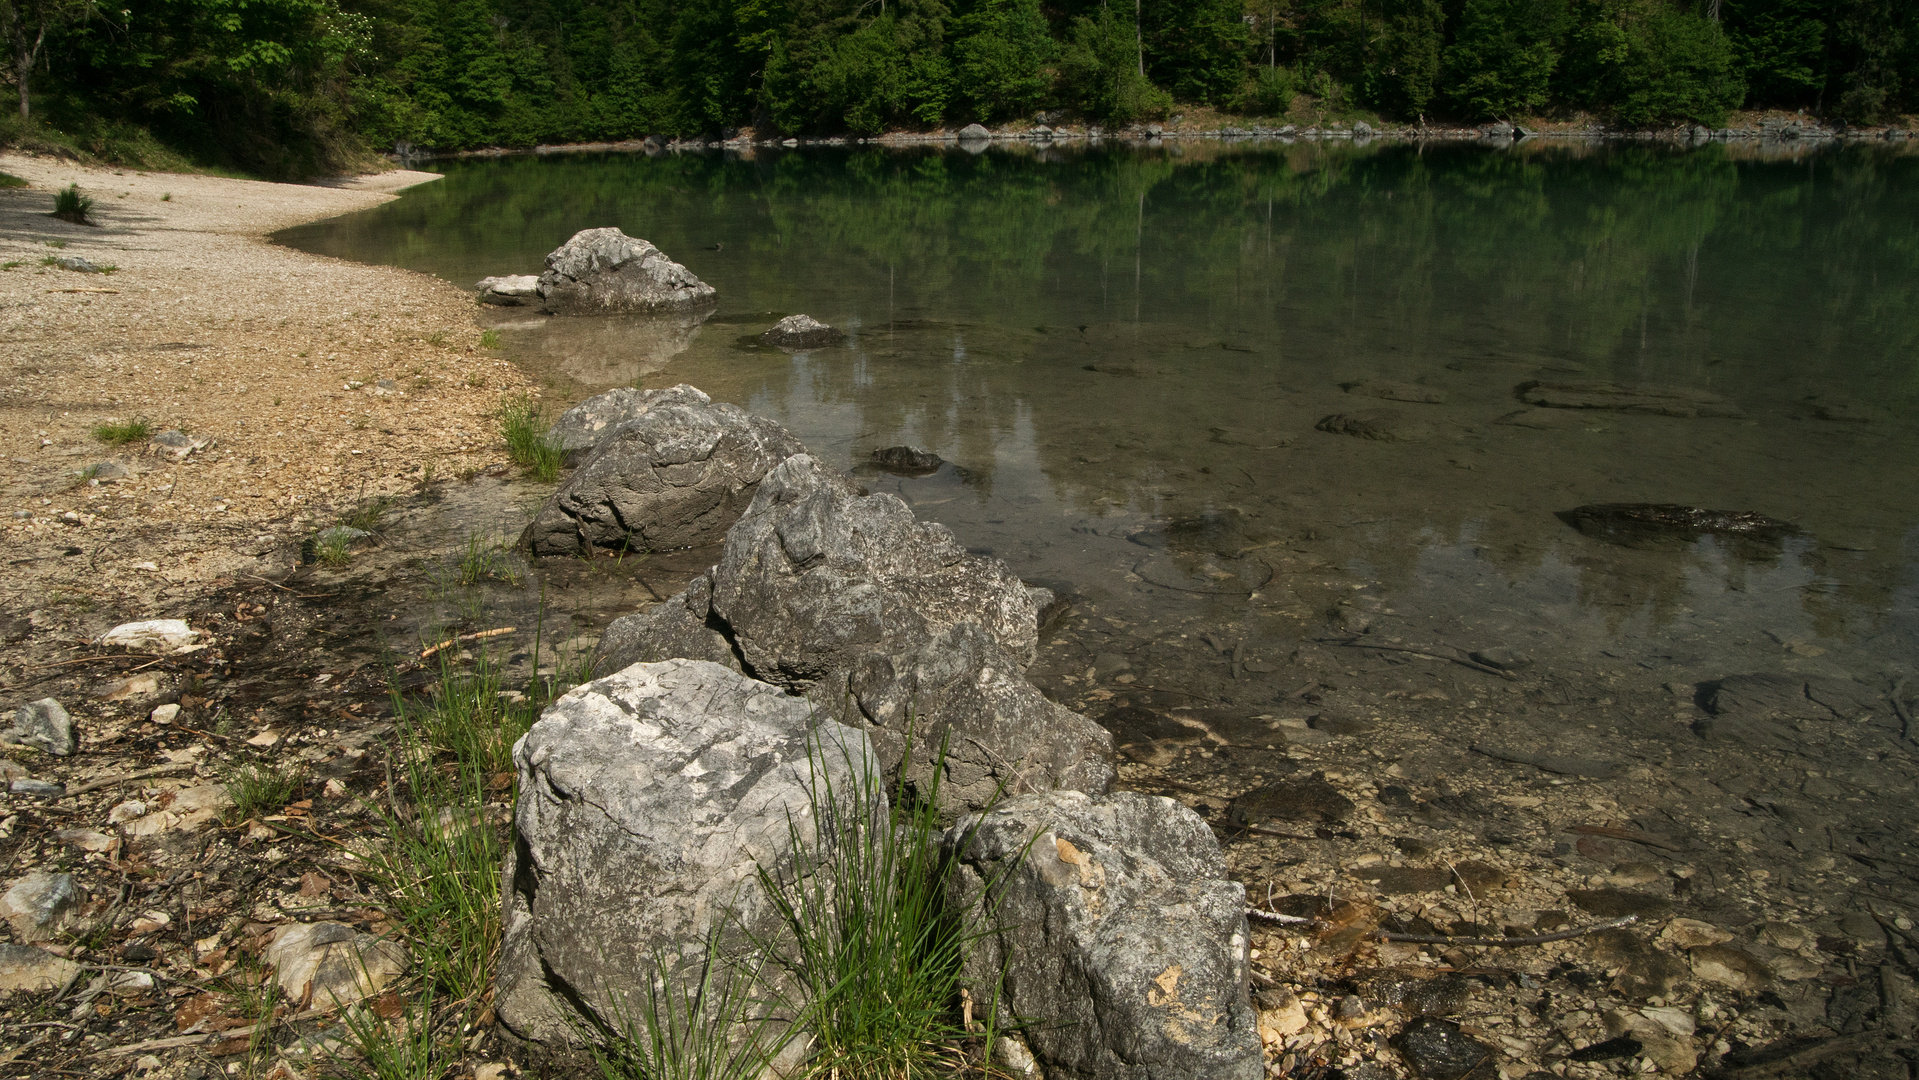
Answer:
[
  {"left": 1394, "top": 1017, "right": 1498, "bottom": 1079},
  {"left": 1659, "top": 918, "right": 1732, "bottom": 950},
  {"left": 101, "top": 618, "right": 200, "bottom": 653},
  {"left": 0, "top": 942, "right": 82, "bottom": 991},
  {"left": 150, "top": 703, "right": 180, "bottom": 724},
  {"left": 0, "top": 871, "right": 80, "bottom": 941},
  {"left": 1690, "top": 944, "right": 1772, "bottom": 991},
  {"left": 266, "top": 921, "right": 408, "bottom": 1009},
  {"left": 9, "top": 778, "right": 63, "bottom": 796},
  {"left": 5, "top": 698, "right": 77, "bottom": 755}
]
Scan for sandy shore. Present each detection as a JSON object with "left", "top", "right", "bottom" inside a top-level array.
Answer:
[{"left": 0, "top": 153, "right": 532, "bottom": 612}]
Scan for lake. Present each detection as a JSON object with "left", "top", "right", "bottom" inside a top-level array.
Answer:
[{"left": 281, "top": 138, "right": 1919, "bottom": 945}]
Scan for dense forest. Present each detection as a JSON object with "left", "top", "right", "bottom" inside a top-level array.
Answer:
[{"left": 2, "top": 0, "right": 1915, "bottom": 177}]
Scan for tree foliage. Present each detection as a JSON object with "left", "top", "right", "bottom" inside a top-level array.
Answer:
[{"left": 7, "top": 0, "right": 1919, "bottom": 176}]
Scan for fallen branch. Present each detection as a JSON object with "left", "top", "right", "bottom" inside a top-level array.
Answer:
[
  {"left": 418, "top": 626, "right": 516, "bottom": 659},
  {"left": 1376, "top": 914, "right": 1637, "bottom": 946},
  {"left": 1319, "top": 637, "right": 1517, "bottom": 680},
  {"left": 24, "top": 653, "right": 164, "bottom": 670},
  {"left": 60, "top": 762, "right": 198, "bottom": 797},
  {"left": 1247, "top": 907, "right": 1317, "bottom": 926},
  {"left": 1570, "top": 824, "right": 1684, "bottom": 852}
]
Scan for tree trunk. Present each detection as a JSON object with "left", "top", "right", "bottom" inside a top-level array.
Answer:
[{"left": 1134, "top": 0, "right": 1143, "bottom": 77}]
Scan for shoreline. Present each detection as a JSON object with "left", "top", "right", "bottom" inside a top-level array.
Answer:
[{"left": 0, "top": 153, "right": 533, "bottom": 607}]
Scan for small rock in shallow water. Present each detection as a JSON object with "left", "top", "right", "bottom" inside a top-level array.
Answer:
[
  {"left": 760, "top": 313, "right": 844, "bottom": 349},
  {"left": 6, "top": 698, "right": 76, "bottom": 755},
  {"left": 1315, "top": 409, "right": 1434, "bottom": 442},
  {"left": 1340, "top": 378, "right": 1446, "bottom": 404},
  {"left": 1231, "top": 774, "right": 1354, "bottom": 826},
  {"left": 1659, "top": 918, "right": 1732, "bottom": 950},
  {"left": 870, "top": 445, "right": 942, "bottom": 474},
  {"left": 475, "top": 274, "right": 540, "bottom": 306}
]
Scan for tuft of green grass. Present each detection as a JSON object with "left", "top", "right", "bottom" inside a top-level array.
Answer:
[
  {"left": 752, "top": 733, "right": 1005, "bottom": 1079},
  {"left": 478, "top": 329, "right": 501, "bottom": 349},
  {"left": 224, "top": 760, "right": 302, "bottom": 822},
  {"left": 52, "top": 183, "right": 94, "bottom": 225},
  {"left": 588, "top": 934, "right": 781, "bottom": 1080},
  {"left": 498, "top": 393, "right": 565, "bottom": 482},
  {"left": 315, "top": 530, "right": 353, "bottom": 568},
  {"left": 335, "top": 990, "right": 450, "bottom": 1080},
  {"left": 0, "top": 172, "right": 25, "bottom": 188},
  {"left": 161, "top": 191, "right": 171, "bottom": 201},
  {"left": 91, "top": 416, "right": 152, "bottom": 444},
  {"left": 44, "top": 239, "right": 65, "bottom": 249},
  {"left": 339, "top": 496, "right": 392, "bottom": 533}
]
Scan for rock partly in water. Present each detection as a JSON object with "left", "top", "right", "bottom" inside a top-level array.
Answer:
[
  {"left": 537, "top": 228, "right": 717, "bottom": 315},
  {"left": 100, "top": 618, "right": 200, "bottom": 653},
  {"left": 1517, "top": 380, "right": 1742, "bottom": 418},
  {"left": 545, "top": 383, "right": 712, "bottom": 465},
  {"left": 710, "top": 454, "right": 1043, "bottom": 688},
  {"left": 1561, "top": 504, "right": 1796, "bottom": 547},
  {"left": 1340, "top": 378, "right": 1446, "bottom": 404},
  {"left": 870, "top": 445, "right": 942, "bottom": 475},
  {"left": 521, "top": 400, "right": 806, "bottom": 556},
  {"left": 6, "top": 698, "right": 76, "bottom": 756},
  {"left": 0, "top": 872, "right": 80, "bottom": 942},
  {"left": 1315, "top": 410, "right": 1435, "bottom": 442},
  {"left": 944, "top": 791, "right": 1262, "bottom": 1080},
  {"left": 476, "top": 274, "right": 542, "bottom": 306},
  {"left": 759, "top": 314, "right": 844, "bottom": 350},
  {"left": 0, "top": 943, "right": 82, "bottom": 991},
  {"left": 957, "top": 123, "right": 992, "bottom": 141},
  {"left": 266, "top": 922, "right": 408, "bottom": 1010},
  {"left": 824, "top": 621, "right": 1115, "bottom": 813},
  {"left": 497, "top": 659, "right": 875, "bottom": 1052}
]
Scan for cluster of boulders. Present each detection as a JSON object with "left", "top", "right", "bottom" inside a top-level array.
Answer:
[{"left": 497, "top": 385, "right": 1265, "bottom": 1077}]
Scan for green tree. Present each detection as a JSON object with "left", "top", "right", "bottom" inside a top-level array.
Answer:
[
  {"left": 2, "top": 0, "right": 94, "bottom": 119},
  {"left": 1363, "top": 0, "right": 1445, "bottom": 118},
  {"left": 1721, "top": 0, "right": 1825, "bottom": 108},
  {"left": 950, "top": 0, "right": 1052, "bottom": 121},
  {"left": 762, "top": 0, "right": 950, "bottom": 134},
  {"left": 1141, "top": 0, "right": 1249, "bottom": 104},
  {"left": 1060, "top": 1, "right": 1170, "bottom": 122},
  {"left": 1613, "top": 8, "right": 1744, "bottom": 125},
  {"left": 1443, "top": 0, "right": 1569, "bottom": 119}
]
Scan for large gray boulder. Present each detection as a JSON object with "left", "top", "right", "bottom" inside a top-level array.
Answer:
[
  {"left": 546, "top": 383, "right": 712, "bottom": 465},
  {"left": 597, "top": 453, "right": 1110, "bottom": 812},
  {"left": 522, "top": 400, "right": 806, "bottom": 556},
  {"left": 537, "top": 228, "right": 718, "bottom": 315},
  {"left": 820, "top": 622, "right": 1115, "bottom": 812},
  {"left": 591, "top": 574, "right": 741, "bottom": 676},
  {"left": 944, "top": 791, "right": 1262, "bottom": 1080},
  {"left": 710, "top": 454, "right": 1040, "bottom": 688},
  {"left": 496, "top": 659, "right": 877, "bottom": 1050}
]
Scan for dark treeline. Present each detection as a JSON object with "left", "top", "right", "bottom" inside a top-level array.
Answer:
[{"left": 5, "top": 0, "right": 1916, "bottom": 177}]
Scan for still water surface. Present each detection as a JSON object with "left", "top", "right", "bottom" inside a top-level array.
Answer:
[{"left": 278, "top": 140, "right": 1919, "bottom": 729}]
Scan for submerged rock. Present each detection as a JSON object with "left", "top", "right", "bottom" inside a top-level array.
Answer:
[
  {"left": 522, "top": 399, "right": 805, "bottom": 556},
  {"left": 1517, "top": 379, "right": 1742, "bottom": 418},
  {"left": 544, "top": 383, "right": 712, "bottom": 465},
  {"left": 1315, "top": 410, "right": 1434, "bottom": 442},
  {"left": 537, "top": 227, "right": 717, "bottom": 315},
  {"left": 944, "top": 791, "right": 1262, "bottom": 1080},
  {"left": 1340, "top": 378, "right": 1446, "bottom": 404},
  {"left": 476, "top": 274, "right": 541, "bottom": 306},
  {"left": 759, "top": 314, "right": 843, "bottom": 349},
  {"left": 1561, "top": 503, "right": 1796, "bottom": 547},
  {"left": 870, "top": 444, "right": 942, "bottom": 474},
  {"left": 496, "top": 659, "right": 875, "bottom": 1050}
]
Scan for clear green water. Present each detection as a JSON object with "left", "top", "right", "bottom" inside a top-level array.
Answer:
[{"left": 278, "top": 140, "right": 1919, "bottom": 706}]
